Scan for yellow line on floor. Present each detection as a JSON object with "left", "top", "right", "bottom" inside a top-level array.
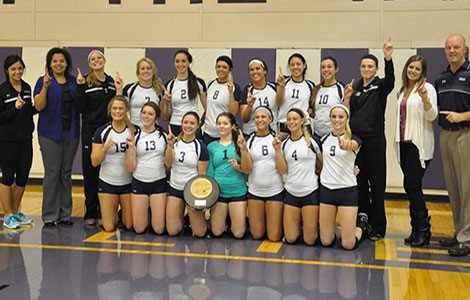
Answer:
[
  {"left": 394, "top": 257, "right": 470, "bottom": 268},
  {"left": 256, "top": 240, "right": 283, "bottom": 253},
  {"left": 83, "top": 230, "right": 175, "bottom": 248},
  {"left": 396, "top": 246, "right": 449, "bottom": 255},
  {"left": 0, "top": 242, "right": 390, "bottom": 270},
  {"left": 375, "top": 239, "right": 398, "bottom": 260}
]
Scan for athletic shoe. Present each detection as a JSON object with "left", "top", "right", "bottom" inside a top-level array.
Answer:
[
  {"left": 3, "top": 214, "right": 20, "bottom": 229},
  {"left": 15, "top": 212, "right": 34, "bottom": 225}
]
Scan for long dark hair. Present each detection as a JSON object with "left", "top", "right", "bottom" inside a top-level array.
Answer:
[
  {"left": 4, "top": 55, "right": 26, "bottom": 77},
  {"left": 399, "top": 55, "right": 427, "bottom": 95},
  {"left": 174, "top": 49, "right": 199, "bottom": 100},
  {"left": 288, "top": 53, "right": 307, "bottom": 79},
  {"left": 216, "top": 112, "right": 241, "bottom": 156},
  {"left": 46, "top": 47, "right": 72, "bottom": 77},
  {"left": 141, "top": 101, "right": 165, "bottom": 138}
]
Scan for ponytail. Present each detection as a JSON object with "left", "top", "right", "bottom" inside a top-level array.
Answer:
[
  {"left": 187, "top": 67, "right": 199, "bottom": 100},
  {"left": 86, "top": 71, "right": 101, "bottom": 86}
]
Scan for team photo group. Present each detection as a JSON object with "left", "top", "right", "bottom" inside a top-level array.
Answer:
[{"left": 1, "top": 33, "right": 469, "bottom": 256}]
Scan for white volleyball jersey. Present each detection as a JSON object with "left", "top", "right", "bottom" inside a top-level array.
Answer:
[
  {"left": 246, "top": 132, "right": 284, "bottom": 197},
  {"left": 282, "top": 135, "right": 322, "bottom": 197},
  {"left": 123, "top": 81, "right": 161, "bottom": 127},
  {"left": 166, "top": 77, "right": 206, "bottom": 126},
  {"left": 278, "top": 77, "right": 314, "bottom": 124},
  {"left": 169, "top": 138, "right": 209, "bottom": 191},
  {"left": 133, "top": 128, "right": 167, "bottom": 182},
  {"left": 92, "top": 123, "right": 133, "bottom": 185},
  {"left": 313, "top": 82, "right": 344, "bottom": 137},
  {"left": 320, "top": 133, "right": 361, "bottom": 189},
  {"left": 204, "top": 79, "right": 242, "bottom": 137},
  {"left": 240, "top": 82, "right": 278, "bottom": 135}
]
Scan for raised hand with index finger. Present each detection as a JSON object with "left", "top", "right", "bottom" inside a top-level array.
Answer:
[
  {"left": 247, "top": 89, "right": 256, "bottom": 107},
  {"left": 162, "top": 85, "right": 172, "bottom": 103},
  {"left": 337, "top": 134, "right": 351, "bottom": 151},
  {"left": 277, "top": 67, "right": 286, "bottom": 87},
  {"left": 15, "top": 93, "right": 25, "bottom": 110},
  {"left": 43, "top": 67, "right": 52, "bottom": 89},
  {"left": 76, "top": 68, "right": 85, "bottom": 84},
  {"left": 272, "top": 130, "right": 282, "bottom": 150},
  {"left": 237, "top": 129, "right": 247, "bottom": 151},
  {"left": 418, "top": 79, "right": 428, "bottom": 101},
  {"left": 166, "top": 125, "right": 176, "bottom": 147},
  {"left": 383, "top": 37, "right": 394, "bottom": 60},
  {"left": 344, "top": 79, "right": 355, "bottom": 99}
]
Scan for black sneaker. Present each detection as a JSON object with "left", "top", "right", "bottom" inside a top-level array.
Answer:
[
  {"left": 357, "top": 214, "right": 372, "bottom": 240},
  {"left": 369, "top": 228, "right": 384, "bottom": 241}
]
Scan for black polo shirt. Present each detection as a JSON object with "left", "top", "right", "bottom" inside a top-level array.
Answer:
[{"left": 435, "top": 60, "right": 470, "bottom": 130}]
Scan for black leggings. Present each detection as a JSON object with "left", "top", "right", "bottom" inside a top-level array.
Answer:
[
  {"left": 82, "top": 131, "right": 101, "bottom": 220},
  {"left": 0, "top": 139, "right": 33, "bottom": 186},
  {"left": 355, "top": 136, "right": 387, "bottom": 236},
  {"left": 399, "top": 142, "right": 430, "bottom": 213}
]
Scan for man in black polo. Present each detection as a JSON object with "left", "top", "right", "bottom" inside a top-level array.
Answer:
[{"left": 435, "top": 33, "right": 470, "bottom": 256}]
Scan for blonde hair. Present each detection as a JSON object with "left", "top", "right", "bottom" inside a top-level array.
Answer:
[
  {"left": 136, "top": 57, "right": 163, "bottom": 96},
  {"left": 86, "top": 50, "right": 105, "bottom": 87},
  {"left": 107, "top": 95, "right": 135, "bottom": 133},
  {"left": 329, "top": 105, "right": 352, "bottom": 140}
]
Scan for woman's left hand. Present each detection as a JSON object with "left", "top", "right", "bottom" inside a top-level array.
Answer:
[
  {"left": 338, "top": 135, "right": 351, "bottom": 151},
  {"left": 237, "top": 129, "right": 247, "bottom": 151},
  {"left": 383, "top": 37, "right": 394, "bottom": 60}
]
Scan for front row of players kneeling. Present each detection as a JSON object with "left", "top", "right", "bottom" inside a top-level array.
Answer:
[{"left": 91, "top": 95, "right": 370, "bottom": 251}]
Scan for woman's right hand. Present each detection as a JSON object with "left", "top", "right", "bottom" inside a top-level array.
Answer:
[
  {"left": 167, "top": 125, "right": 175, "bottom": 147},
  {"left": 277, "top": 67, "right": 286, "bottom": 87},
  {"left": 247, "top": 89, "right": 256, "bottom": 107},
  {"left": 104, "top": 138, "right": 116, "bottom": 151},
  {"left": 15, "top": 93, "right": 25, "bottom": 110},
  {"left": 77, "top": 68, "right": 85, "bottom": 84},
  {"left": 43, "top": 68, "right": 52, "bottom": 89},
  {"left": 272, "top": 130, "right": 282, "bottom": 151}
]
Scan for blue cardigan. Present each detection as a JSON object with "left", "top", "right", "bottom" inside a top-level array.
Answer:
[{"left": 34, "top": 74, "right": 79, "bottom": 141}]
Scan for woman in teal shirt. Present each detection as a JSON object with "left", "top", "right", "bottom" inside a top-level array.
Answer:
[{"left": 208, "top": 112, "right": 249, "bottom": 238}]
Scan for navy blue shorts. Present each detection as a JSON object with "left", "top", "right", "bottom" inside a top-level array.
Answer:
[
  {"left": 218, "top": 194, "right": 247, "bottom": 203},
  {"left": 319, "top": 185, "right": 358, "bottom": 207},
  {"left": 202, "top": 133, "right": 220, "bottom": 146},
  {"left": 247, "top": 190, "right": 285, "bottom": 202},
  {"left": 98, "top": 179, "right": 132, "bottom": 195},
  {"left": 131, "top": 177, "right": 167, "bottom": 195},
  {"left": 168, "top": 185, "right": 184, "bottom": 200},
  {"left": 284, "top": 189, "right": 319, "bottom": 208}
]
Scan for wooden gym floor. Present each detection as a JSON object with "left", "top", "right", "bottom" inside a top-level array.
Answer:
[{"left": 0, "top": 185, "right": 468, "bottom": 300}]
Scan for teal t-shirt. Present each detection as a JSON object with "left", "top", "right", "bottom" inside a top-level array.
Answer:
[{"left": 207, "top": 141, "right": 247, "bottom": 198}]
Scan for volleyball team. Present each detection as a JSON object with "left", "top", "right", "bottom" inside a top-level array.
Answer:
[{"left": 0, "top": 39, "right": 438, "bottom": 250}]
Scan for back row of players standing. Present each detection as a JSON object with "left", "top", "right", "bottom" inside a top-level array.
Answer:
[{"left": 119, "top": 52, "right": 345, "bottom": 141}]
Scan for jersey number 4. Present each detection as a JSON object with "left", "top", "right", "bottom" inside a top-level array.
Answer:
[{"left": 292, "top": 150, "right": 298, "bottom": 161}]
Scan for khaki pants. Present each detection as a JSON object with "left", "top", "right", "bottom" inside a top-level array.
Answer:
[{"left": 440, "top": 127, "right": 470, "bottom": 246}]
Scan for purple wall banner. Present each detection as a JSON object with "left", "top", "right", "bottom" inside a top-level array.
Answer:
[{"left": 320, "top": 49, "right": 368, "bottom": 85}]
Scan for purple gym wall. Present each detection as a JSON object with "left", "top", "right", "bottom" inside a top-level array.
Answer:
[
  {"left": 321, "top": 49, "right": 368, "bottom": 85},
  {"left": 417, "top": 48, "right": 449, "bottom": 190}
]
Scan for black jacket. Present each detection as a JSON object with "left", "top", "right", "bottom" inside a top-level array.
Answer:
[
  {"left": 75, "top": 73, "right": 116, "bottom": 136},
  {"left": 0, "top": 79, "right": 37, "bottom": 141},
  {"left": 350, "top": 59, "right": 395, "bottom": 138}
]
